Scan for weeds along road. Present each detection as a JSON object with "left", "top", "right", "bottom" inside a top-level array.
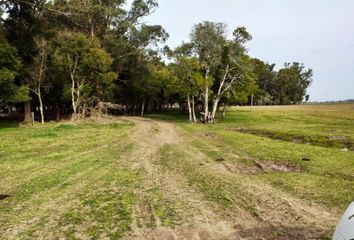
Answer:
[{"left": 0, "top": 117, "right": 339, "bottom": 239}]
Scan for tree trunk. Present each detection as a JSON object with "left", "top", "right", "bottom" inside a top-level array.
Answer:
[
  {"left": 141, "top": 100, "right": 145, "bottom": 116},
  {"left": 211, "top": 97, "right": 220, "bottom": 120},
  {"left": 192, "top": 96, "right": 197, "bottom": 122},
  {"left": 222, "top": 103, "right": 227, "bottom": 117},
  {"left": 204, "top": 69, "right": 209, "bottom": 123},
  {"left": 70, "top": 78, "right": 77, "bottom": 120},
  {"left": 56, "top": 104, "right": 61, "bottom": 121},
  {"left": 37, "top": 91, "right": 44, "bottom": 124},
  {"left": 187, "top": 95, "right": 192, "bottom": 122},
  {"left": 81, "top": 103, "right": 87, "bottom": 118},
  {"left": 250, "top": 93, "right": 254, "bottom": 111},
  {"left": 23, "top": 102, "right": 32, "bottom": 123}
]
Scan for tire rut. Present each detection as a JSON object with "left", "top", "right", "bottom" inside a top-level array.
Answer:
[{"left": 122, "top": 117, "right": 241, "bottom": 240}]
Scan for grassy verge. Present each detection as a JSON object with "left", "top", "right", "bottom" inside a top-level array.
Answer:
[
  {"left": 148, "top": 104, "right": 354, "bottom": 210},
  {"left": 0, "top": 120, "right": 140, "bottom": 239}
]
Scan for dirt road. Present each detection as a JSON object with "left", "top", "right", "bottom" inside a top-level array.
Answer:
[{"left": 122, "top": 117, "right": 338, "bottom": 240}]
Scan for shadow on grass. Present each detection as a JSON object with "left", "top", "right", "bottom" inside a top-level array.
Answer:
[
  {"left": 144, "top": 110, "right": 189, "bottom": 123},
  {"left": 0, "top": 120, "right": 20, "bottom": 131}
]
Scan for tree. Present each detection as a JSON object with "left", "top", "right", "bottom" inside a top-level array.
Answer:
[
  {"left": 28, "top": 37, "right": 49, "bottom": 124},
  {"left": 2, "top": 0, "right": 46, "bottom": 122},
  {"left": 1, "top": 0, "right": 315, "bottom": 122},
  {"left": 251, "top": 58, "right": 276, "bottom": 105},
  {"left": 210, "top": 27, "right": 254, "bottom": 120},
  {"left": 173, "top": 56, "right": 203, "bottom": 122},
  {"left": 191, "top": 21, "right": 226, "bottom": 123},
  {"left": 0, "top": 32, "right": 29, "bottom": 104},
  {"left": 274, "top": 63, "right": 313, "bottom": 105},
  {"left": 53, "top": 31, "right": 117, "bottom": 120}
]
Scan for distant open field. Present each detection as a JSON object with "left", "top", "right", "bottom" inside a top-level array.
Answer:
[{"left": 1, "top": 104, "right": 353, "bottom": 239}]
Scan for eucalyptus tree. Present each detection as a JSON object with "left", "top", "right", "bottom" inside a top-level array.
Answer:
[
  {"left": 173, "top": 57, "right": 203, "bottom": 122},
  {"left": 251, "top": 58, "right": 277, "bottom": 105},
  {"left": 190, "top": 23, "right": 256, "bottom": 122},
  {"left": 191, "top": 21, "right": 226, "bottom": 123},
  {"left": 274, "top": 63, "right": 313, "bottom": 104},
  {"left": 53, "top": 32, "right": 116, "bottom": 120},
  {"left": 172, "top": 42, "right": 203, "bottom": 122},
  {"left": 210, "top": 27, "right": 254, "bottom": 120},
  {"left": 28, "top": 37, "right": 50, "bottom": 124}
]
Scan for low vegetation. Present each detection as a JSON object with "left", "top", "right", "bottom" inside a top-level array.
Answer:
[
  {"left": 150, "top": 104, "right": 354, "bottom": 210},
  {"left": 1, "top": 104, "right": 352, "bottom": 239}
]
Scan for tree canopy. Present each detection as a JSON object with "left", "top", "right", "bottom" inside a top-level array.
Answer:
[{"left": 0, "top": 1, "right": 313, "bottom": 123}]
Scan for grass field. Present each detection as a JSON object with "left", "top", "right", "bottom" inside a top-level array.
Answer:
[
  {"left": 150, "top": 104, "right": 354, "bottom": 209},
  {"left": 1, "top": 104, "right": 353, "bottom": 239}
]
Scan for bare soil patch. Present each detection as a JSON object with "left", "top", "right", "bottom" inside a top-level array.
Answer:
[{"left": 0, "top": 194, "right": 10, "bottom": 200}]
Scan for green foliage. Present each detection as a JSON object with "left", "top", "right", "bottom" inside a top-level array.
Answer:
[
  {"left": 173, "top": 56, "right": 204, "bottom": 97},
  {"left": 252, "top": 59, "right": 313, "bottom": 105},
  {"left": 53, "top": 31, "right": 117, "bottom": 101},
  {"left": 274, "top": 62, "right": 313, "bottom": 104},
  {"left": 0, "top": 33, "right": 29, "bottom": 103},
  {"left": 0, "top": 0, "right": 314, "bottom": 121},
  {"left": 191, "top": 21, "right": 227, "bottom": 71}
]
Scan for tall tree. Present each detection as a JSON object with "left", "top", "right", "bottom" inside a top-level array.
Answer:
[
  {"left": 173, "top": 56, "right": 203, "bottom": 122},
  {"left": 28, "top": 37, "right": 49, "bottom": 124},
  {"left": 251, "top": 58, "right": 276, "bottom": 105},
  {"left": 0, "top": 30, "right": 29, "bottom": 104},
  {"left": 2, "top": 0, "right": 46, "bottom": 122},
  {"left": 53, "top": 31, "right": 116, "bottom": 120},
  {"left": 191, "top": 21, "right": 226, "bottom": 123},
  {"left": 274, "top": 63, "right": 313, "bottom": 105},
  {"left": 210, "top": 27, "right": 254, "bottom": 120}
]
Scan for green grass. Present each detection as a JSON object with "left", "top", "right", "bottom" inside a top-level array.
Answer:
[
  {"left": 145, "top": 110, "right": 189, "bottom": 123},
  {"left": 159, "top": 145, "right": 258, "bottom": 215},
  {"left": 1, "top": 104, "right": 353, "bottom": 239},
  {"left": 0, "top": 120, "right": 139, "bottom": 239},
  {"left": 221, "top": 105, "right": 354, "bottom": 150},
  {"left": 150, "top": 104, "right": 354, "bottom": 210}
]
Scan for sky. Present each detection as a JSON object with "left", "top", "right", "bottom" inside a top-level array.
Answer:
[{"left": 142, "top": 0, "right": 354, "bottom": 102}]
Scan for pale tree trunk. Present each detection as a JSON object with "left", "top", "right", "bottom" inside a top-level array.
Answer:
[
  {"left": 69, "top": 55, "right": 79, "bottom": 121},
  {"left": 187, "top": 94, "right": 192, "bottom": 122},
  {"left": 211, "top": 97, "right": 220, "bottom": 120},
  {"left": 81, "top": 102, "right": 87, "bottom": 117},
  {"left": 71, "top": 77, "right": 77, "bottom": 120},
  {"left": 192, "top": 96, "right": 197, "bottom": 122},
  {"left": 211, "top": 64, "right": 238, "bottom": 121},
  {"left": 23, "top": 102, "right": 32, "bottom": 123},
  {"left": 76, "top": 81, "right": 85, "bottom": 119},
  {"left": 31, "top": 37, "right": 47, "bottom": 124},
  {"left": 211, "top": 64, "right": 228, "bottom": 120},
  {"left": 141, "top": 100, "right": 145, "bottom": 116},
  {"left": 70, "top": 81, "right": 84, "bottom": 120},
  {"left": 204, "top": 68, "right": 210, "bottom": 123},
  {"left": 36, "top": 89, "right": 44, "bottom": 124},
  {"left": 250, "top": 93, "right": 254, "bottom": 111}
]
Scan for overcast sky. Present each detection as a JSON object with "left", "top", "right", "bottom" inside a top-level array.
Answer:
[{"left": 143, "top": 0, "right": 354, "bottom": 101}]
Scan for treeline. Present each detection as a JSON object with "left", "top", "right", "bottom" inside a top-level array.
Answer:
[{"left": 0, "top": 0, "right": 313, "bottom": 123}]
